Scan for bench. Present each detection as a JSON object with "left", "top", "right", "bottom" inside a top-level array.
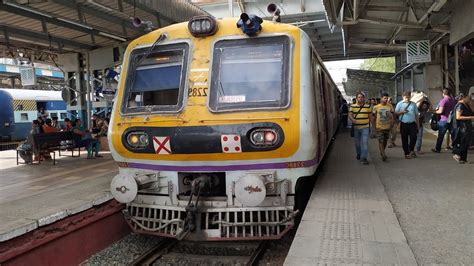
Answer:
[{"left": 16, "top": 131, "right": 80, "bottom": 165}]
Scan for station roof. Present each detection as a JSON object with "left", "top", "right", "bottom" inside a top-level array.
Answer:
[
  {"left": 193, "top": 0, "right": 456, "bottom": 61},
  {"left": 0, "top": 0, "right": 458, "bottom": 63},
  {"left": 321, "top": 0, "right": 454, "bottom": 60},
  {"left": 0, "top": 0, "right": 206, "bottom": 57}
]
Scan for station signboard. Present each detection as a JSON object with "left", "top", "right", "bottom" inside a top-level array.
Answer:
[{"left": 20, "top": 67, "right": 37, "bottom": 86}]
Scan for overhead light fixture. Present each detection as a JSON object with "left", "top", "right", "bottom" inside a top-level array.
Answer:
[{"left": 98, "top": 32, "right": 127, "bottom": 42}]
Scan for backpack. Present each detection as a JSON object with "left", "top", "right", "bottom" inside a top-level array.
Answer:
[
  {"left": 446, "top": 109, "right": 455, "bottom": 129},
  {"left": 430, "top": 114, "right": 440, "bottom": 131}
]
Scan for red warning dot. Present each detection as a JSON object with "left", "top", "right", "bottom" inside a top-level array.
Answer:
[
  {"left": 234, "top": 136, "right": 239, "bottom": 141},
  {"left": 235, "top": 146, "right": 240, "bottom": 152},
  {"left": 223, "top": 136, "right": 228, "bottom": 141},
  {"left": 224, "top": 147, "right": 229, "bottom": 152}
]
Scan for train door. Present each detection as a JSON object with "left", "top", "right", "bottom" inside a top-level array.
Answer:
[
  {"left": 311, "top": 52, "right": 321, "bottom": 162},
  {"left": 318, "top": 68, "right": 329, "bottom": 145},
  {"left": 313, "top": 54, "right": 326, "bottom": 161}
]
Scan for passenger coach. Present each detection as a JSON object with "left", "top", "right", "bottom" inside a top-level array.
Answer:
[
  {"left": 0, "top": 89, "right": 68, "bottom": 141},
  {"left": 109, "top": 14, "right": 341, "bottom": 241}
]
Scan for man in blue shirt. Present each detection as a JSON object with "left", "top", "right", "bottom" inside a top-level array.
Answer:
[{"left": 395, "top": 91, "right": 420, "bottom": 159}]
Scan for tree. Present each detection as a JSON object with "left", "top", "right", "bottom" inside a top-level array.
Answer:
[{"left": 360, "top": 57, "right": 395, "bottom": 73}]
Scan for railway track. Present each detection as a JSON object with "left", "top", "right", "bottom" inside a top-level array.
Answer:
[{"left": 129, "top": 239, "right": 268, "bottom": 266}]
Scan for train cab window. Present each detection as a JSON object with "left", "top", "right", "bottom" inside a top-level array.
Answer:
[
  {"left": 60, "top": 113, "right": 67, "bottom": 119},
  {"left": 122, "top": 43, "right": 189, "bottom": 114},
  {"left": 209, "top": 36, "right": 290, "bottom": 112}
]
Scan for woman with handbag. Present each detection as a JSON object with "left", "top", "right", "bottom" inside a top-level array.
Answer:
[{"left": 452, "top": 93, "right": 474, "bottom": 164}]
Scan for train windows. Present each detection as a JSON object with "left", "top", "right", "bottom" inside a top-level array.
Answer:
[
  {"left": 60, "top": 113, "right": 67, "bottom": 119},
  {"left": 122, "top": 43, "right": 189, "bottom": 114},
  {"left": 209, "top": 36, "right": 290, "bottom": 112},
  {"left": 20, "top": 113, "right": 28, "bottom": 121}
]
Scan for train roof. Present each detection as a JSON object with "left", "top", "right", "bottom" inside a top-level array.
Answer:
[{"left": 0, "top": 89, "right": 62, "bottom": 101}]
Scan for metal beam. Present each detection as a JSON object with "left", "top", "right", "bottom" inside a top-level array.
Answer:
[
  {"left": 365, "top": 5, "right": 408, "bottom": 12},
  {"left": 353, "top": 0, "right": 358, "bottom": 20},
  {"left": 116, "top": 0, "right": 128, "bottom": 36},
  {"left": 0, "top": 24, "right": 94, "bottom": 49},
  {"left": 0, "top": 36, "right": 75, "bottom": 52},
  {"left": 0, "top": 1, "right": 127, "bottom": 42},
  {"left": 123, "top": 0, "right": 175, "bottom": 24},
  {"left": 349, "top": 42, "right": 406, "bottom": 51},
  {"left": 417, "top": 0, "right": 447, "bottom": 24},
  {"left": 349, "top": 16, "right": 450, "bottom": 33},
  {"left": 387, "top": 10, "right": 408, "bottom": 44},
  {"left": 51, "top": 0, "right": 141, "bottom": 34}
]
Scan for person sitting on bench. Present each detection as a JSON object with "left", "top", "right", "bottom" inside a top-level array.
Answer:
[{"left": 70, "top": 119, "right": 102, "bottom": 159}]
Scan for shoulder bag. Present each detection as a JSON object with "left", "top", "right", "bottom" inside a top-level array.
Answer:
[{"left": 351, "top": 106, "right": 364, "bottom": 137}]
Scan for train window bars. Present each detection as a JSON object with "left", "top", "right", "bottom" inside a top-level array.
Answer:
[
  {"left": 122, "top": 42, "right": 189, "bottom": 114},
  {"left": 209, "top": 36, "right": 290, "bottom": 112}
]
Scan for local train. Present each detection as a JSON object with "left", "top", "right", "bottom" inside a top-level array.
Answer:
[
  {"left": 0, "top": 89, "right": 68, "bottom": 141},
  {"left": 109, "top": 14, "right": 342, "bottom": 241}
]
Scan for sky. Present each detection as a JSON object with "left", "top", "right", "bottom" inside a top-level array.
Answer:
[
  {"left": 324, "top": 59, "right": 364, "bottom": 98},
  {"left": 324, "top": 59, "right": 364, "bottom": 84}
]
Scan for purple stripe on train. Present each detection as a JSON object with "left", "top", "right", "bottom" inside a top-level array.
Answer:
[{"left": 127, "top": 157, "right": 318, "bottom": 172}]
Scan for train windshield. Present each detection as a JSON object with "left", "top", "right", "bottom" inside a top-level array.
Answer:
[
  {"left": 209, "top": 36, "right": 290, "bottom": 112},
  {"left": 123, "top": 43, "right": 189, "bottom": 113}
]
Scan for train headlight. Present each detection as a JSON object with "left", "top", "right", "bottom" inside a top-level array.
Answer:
[
  {"left": 188, "top": 16, "right": 218, "bottom": 37},
  {"left": 127, "top": 132, "right": 149, "bottom": 148},
  {"left": 4, "top": 123, "right": 10, "bottom": 127},
  {"left": 129, "top": 135, "right": 139, "bottom": 145},
  {"left": 139, "top": 134, "right": 149, "bottom": 146},
  {"left": 250, "top": 129, "right": 278, "bottom": 146}
]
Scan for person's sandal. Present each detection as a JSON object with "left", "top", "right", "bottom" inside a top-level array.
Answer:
[
  {"left": 405, "top": 155, "right": 412, "bottom": 159},
  {"left": 453, "top": 155, "right": 460, "bottom": 162}
]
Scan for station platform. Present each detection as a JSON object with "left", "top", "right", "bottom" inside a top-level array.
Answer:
[
  {"left": 0, "top": 150, "right": 118, "bottom": 242},
  {"left": 285, "top": 128, "right": 473, "bottom": 265}
]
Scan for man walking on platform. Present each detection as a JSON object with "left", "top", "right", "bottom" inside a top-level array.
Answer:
[
  {"left": 395, "top": 91, "right": 419, "bottom": 159},
  {"left": 349, "top": 92, "right": 373, "bottom": 165},
  {"left": 372, "top": 93, "right": 394, "bottom": 161},
  {"left": 431, "top": 89, "right": 456, "bottom": 153}
]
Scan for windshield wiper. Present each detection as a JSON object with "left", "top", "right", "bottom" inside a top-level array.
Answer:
[{"left": 135, "top": 33, "right": 167, "bottom": 66}]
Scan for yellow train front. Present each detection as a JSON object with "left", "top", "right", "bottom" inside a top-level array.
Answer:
[{"left": 109, "top": 15, "right": 340, "bottom": 241}]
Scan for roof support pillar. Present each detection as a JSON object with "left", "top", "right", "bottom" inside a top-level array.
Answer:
[
  {"left": 85, "top": 52, "right": 92, "bottom": 130},
  {"left": 444, "top": 44, "right": 448, "bottom": 88},
  {"left": 454, "top": 45, "right": 459, "bottom": 96},
  {"left": 353, "top": 0, "right": 358, "bottom": 20}
]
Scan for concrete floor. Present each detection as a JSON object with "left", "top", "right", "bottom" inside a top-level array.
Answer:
[
  {"left": 0, "top": 150, "right": 118, "bottom": 242},
  {"left": 368, "top": 129, "right": 473, "bottom": 264}
]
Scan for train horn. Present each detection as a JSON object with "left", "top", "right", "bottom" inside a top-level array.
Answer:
[{"left": 267, "top": 3, "right": 281, "bottom": 22}]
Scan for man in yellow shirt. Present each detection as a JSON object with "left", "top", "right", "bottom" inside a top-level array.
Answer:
[
  {"left": 372, "top": 93, "right": 394, "bottom": 161},
  {"left": 349, "top": 92, "right": 373, "bottom": 165}
]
